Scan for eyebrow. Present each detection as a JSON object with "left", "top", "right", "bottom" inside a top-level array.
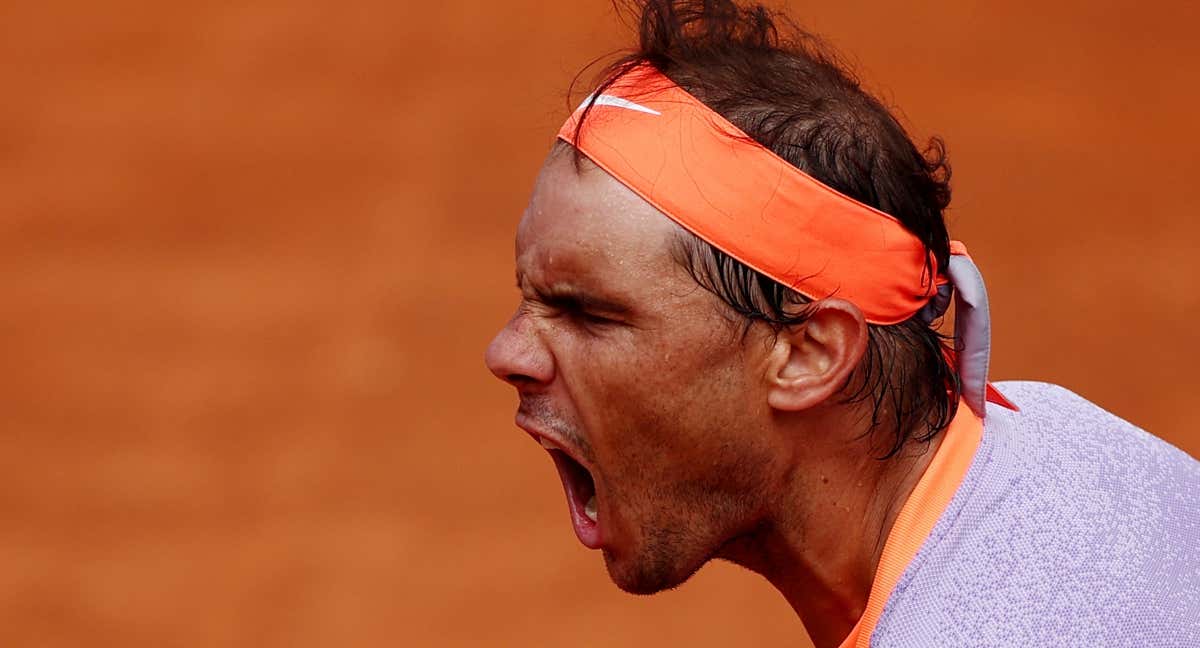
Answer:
[{"left": 517, "top": 272, "right": 632, "bottom": 316}]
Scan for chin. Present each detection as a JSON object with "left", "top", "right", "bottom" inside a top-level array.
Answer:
[{"left": 602, "top": 546, "right": 709, "bottom": 596}]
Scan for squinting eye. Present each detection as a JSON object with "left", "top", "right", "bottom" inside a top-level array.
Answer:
[{"left": 571, "top": 309, "right": 613, "bottom": 327}]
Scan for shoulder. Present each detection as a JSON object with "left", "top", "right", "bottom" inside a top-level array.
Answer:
[
  {"left": 987, "top": 380, "right": 1198, "bottom": 468},
  {"left": 870, "top": 381, "right": 1200, "bottom": 646}
]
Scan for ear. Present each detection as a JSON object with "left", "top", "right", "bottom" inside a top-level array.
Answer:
[{"left": 765, "top": 299, "right": 868, "bottom": 412}]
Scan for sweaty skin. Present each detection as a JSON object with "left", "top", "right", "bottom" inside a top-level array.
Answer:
[{"left": 486, "top": 145, "right": 942, "bottom": 648}]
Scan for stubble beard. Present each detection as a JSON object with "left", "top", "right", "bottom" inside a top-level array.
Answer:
[
  {"left": 602, "top": 519, "right": 711, "bottom": 595},
  {"left": 601, "top": 477, "right": 769, "bottom": 596}
]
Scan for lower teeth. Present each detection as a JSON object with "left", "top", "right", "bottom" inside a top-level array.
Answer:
[{"left": 584, "top": 495, "right": 598, "bottom": 522}]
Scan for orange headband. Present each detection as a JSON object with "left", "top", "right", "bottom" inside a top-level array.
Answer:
[
  {"left": 557, "top": 64, "right": 1019, "bottom": 417},
  {"left": 558, "top": 65, "right": 944, "bottom": 326}
]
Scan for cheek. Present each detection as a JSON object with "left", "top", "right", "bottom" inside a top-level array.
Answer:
[{"left": 564, "top": 330, "right": 754, "bottom": 476}]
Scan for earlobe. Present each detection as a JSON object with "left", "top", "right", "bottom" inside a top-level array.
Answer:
[{"left": 765, "top": 299, "right": 868, "bottom": 412}]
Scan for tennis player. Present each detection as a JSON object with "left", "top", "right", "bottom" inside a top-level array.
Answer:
[{"left": 485, "top": 1, "right": 1200, "bottom": 645}]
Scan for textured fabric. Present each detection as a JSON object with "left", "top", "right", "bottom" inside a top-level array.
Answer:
[
  {"left": 870, "top": 381, "right": 1200, "bottom": 647},
  {"left": 841, "top": 400, "right": 983, "bottom": 648}
]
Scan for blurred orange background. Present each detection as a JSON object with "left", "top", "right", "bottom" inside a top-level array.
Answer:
[{"left": 2, "top": 1, "right": 1197, "bottom": 646}]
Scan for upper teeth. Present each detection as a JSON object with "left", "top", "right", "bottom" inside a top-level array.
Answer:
[
  {"left": 584, "top": 495, "right": 598, "bottom": 523},
  {"left": 539, "top": 437, "right": 556, "bottom": 450}
]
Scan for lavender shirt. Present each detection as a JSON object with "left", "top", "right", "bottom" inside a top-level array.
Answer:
[{"left": 870, "top": 381, "right": 1200, "bottom": 646}]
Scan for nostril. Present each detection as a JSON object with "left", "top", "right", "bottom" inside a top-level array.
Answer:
[{"left": 505, "top": 372, "right": 537, "bottom": 387}]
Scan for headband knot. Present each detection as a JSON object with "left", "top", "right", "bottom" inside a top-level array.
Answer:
[{"left": 917, "top": 281, "right": 954, "bottom": 327}]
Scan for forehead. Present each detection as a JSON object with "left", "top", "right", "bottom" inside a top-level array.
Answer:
[{"left": 516, "top": 147, "right": 680, "bottom": 288}]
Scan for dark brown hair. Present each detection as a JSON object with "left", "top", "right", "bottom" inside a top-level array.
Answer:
[{"left": 568, "top": 0, "right": 961, "bottom": 458}]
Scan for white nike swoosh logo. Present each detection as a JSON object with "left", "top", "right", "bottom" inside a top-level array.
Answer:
[{"left": 578, "top": 93, "right": 661, "bottom": 116}]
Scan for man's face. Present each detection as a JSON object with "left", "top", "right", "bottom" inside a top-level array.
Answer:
[{"left": 485, "top": 146, "right": 781, "bottom": 594}]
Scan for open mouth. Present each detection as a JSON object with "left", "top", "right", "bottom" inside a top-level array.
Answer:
[{"left": 543, "top": 442, "right": 601, "bottom": 549}]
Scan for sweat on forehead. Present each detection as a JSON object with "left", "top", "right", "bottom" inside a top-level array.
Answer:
[{"left": 517, "top": 145, "right": 683, "bottom": 273}]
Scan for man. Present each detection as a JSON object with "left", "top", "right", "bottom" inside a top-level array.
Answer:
[{"left": 484, "top": 1, "right": 1200, "bottom": 645}]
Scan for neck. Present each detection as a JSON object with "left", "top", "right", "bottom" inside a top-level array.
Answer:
[{"left": 717, "top": 406, "right": 945, "bottom": 648}]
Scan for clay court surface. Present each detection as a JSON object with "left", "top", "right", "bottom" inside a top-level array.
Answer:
[{"left": 1, "top": 1, "right": 1197, "bottom": 646}]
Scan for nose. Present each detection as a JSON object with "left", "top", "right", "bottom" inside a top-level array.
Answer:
[{"left": 485, "top": 311, "right": 555, "bottom": 387}]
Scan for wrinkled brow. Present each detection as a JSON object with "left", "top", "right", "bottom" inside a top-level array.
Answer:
[{"left": 516, "top": 271, "right": 632, "bottom": 315}]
